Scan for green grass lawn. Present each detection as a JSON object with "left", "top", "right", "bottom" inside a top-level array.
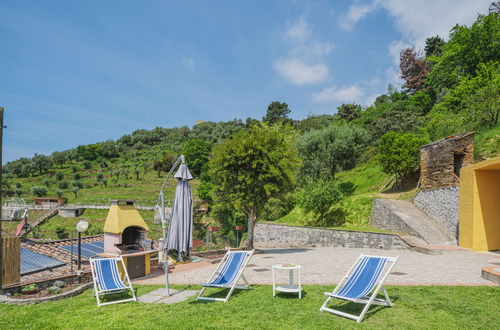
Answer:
[{"left": 0, "top": 285, "right": 498, "bottom": 329}]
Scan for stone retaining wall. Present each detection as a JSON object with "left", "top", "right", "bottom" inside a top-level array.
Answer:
[
  {"left": 254, "top": 223, "right": 409, "bottom": 250},
  {"left": 413, "top": 187, "right": 459, "bottom": 240}
]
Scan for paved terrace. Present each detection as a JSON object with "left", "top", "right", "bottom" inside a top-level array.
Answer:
[{"left": 134, "top": 247, "right": 500, "bottom": 286}]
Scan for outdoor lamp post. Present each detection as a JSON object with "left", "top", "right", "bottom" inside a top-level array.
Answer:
[{"left": 76, "top": 220, "right": 89, "bottom": 274}]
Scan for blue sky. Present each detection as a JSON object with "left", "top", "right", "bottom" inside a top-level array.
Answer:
[{"left": 0, "top": 0, "right": 491, "bottom": 162}]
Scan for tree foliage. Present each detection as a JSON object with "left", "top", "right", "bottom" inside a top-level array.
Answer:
[
  {"left": 337, "top": 103, "right": 361, "bottom": 121},
  {"left": 210, "top": 124, "right": 300, "bottom": 249},
  {"left": 378, "top": 132, "right": 426, "bottom": 178},
  {"left": 262, "top": 101, "right": 292, "bottom": 125},
  {"left": 182, "top": 139, "right": 212, "bottom": 177},
  {"left": 297, "top": 180, "right": 343, "bottom": 226},
  {"left": 296, "top": 124, "right": 368, "bottom": 183},
  {"left": 400, "top": 47, "right": 429, "bottom": 93}
]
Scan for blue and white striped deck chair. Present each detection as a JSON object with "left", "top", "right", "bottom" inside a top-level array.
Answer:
[
  {"left": 320, "top": 255, "right": 398, "bottom": 323},
  {"left": 90, "top": 257, "right": 137, "bottom": 307},
  {"left": 196, "top": 249, "right": 254, "bottom": 303}
]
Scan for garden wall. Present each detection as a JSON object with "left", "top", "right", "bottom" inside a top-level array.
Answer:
[
  {"left": 413, "top": 187, "right": 460, "bottom": 240},
  {"left": 254, "top": 223, "right": 409, "bottom": 250}
]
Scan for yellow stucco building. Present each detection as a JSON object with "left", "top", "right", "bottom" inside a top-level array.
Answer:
[{"left": 459, "top": 156, "right": 500, "bottom": 251}]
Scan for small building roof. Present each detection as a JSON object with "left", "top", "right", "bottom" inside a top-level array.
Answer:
[{"left": 420, "top": 132, "right": 475, "bottom": 149}]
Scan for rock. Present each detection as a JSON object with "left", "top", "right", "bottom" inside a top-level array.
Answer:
[
  {"left": 47, "top": 286, "right": 61, "bottom": 295},
  {"left": 53, "top": 280, "right": 66, "bottom": 288}
]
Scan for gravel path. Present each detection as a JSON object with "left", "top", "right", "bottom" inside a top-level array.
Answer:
[{"left": 136, "top": 247, "right": 500, "bottom": 286}]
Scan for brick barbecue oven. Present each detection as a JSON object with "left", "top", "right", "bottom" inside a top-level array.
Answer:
[{"left": 101, "top": 200, "right": 158, "bottom": 279}]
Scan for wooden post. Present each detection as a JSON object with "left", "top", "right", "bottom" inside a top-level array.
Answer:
[
  {"left": 1, "top": 237, "right": 20, "bottom": 286},
  {"left": 0, "top": 107, "right": 4, "bottom": 288}
]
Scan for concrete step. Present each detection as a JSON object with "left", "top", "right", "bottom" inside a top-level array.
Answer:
[{"left": 372, "top": 199, "right": 456, "bottom": 245}]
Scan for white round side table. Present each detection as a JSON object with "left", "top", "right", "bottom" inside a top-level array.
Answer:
[{"left": 272, "top": 264, "right": 302, "bottom": 299}]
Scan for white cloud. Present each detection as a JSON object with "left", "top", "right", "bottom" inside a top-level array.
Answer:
[
  {"left": 286, "top": 18, "right": 311, "bottom": 43},
  {"left": 274, "top": 17, "right": 333, "bottom": 85},
  {"left": 313, "top": 84, "right": 365, "bottom": 103},
  {"left": 181, "top": 57, "right": 195, "bottom": 69},
  {"left": 340, "top": 0, "right": 491, "bottom": 47},
  {"left": 388, "top": 40, "right": 411, "bottom": 65},
  {"left": 378, "top": 0, "right": 491, "bottom": 48},
  {"left": 339, "top": 3, "right": 377, "bottom": 31},
  {"left": 274, "top": 58, "right": 329, "bottom": 85}
]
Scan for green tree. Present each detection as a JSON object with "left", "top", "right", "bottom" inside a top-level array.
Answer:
[
  {"left": 210, "top": 124, "right": 300, "bottom": 249},
  {"left": 51, "top": 151, "right": 67, "bottom": 168},
  {"left": 183, "top": 139, "right": 212, "bottom": 177},
  {"left": 152, "top": 154, "right": 175, "bottom": 178},
  {"left": 437, "top": 61, "right": 500, "bottom": 128},
  {"left": 378, "top": 132, "right": 426, "bottom": 178},
  {"left": 31, "top": 186, "right": 48, "bottom": 197},
  {"left": 262, "top": 101, "right": 292, "bottom": 125},
  {"left": 15, "top": 188, "right": 23, "bottom": 197},
  {"left": 73, "top": 173, "right": 81, "bottom": 180},
  {"left": 337, "top": 103, "right": 361, "bottom": 121},
  {"left": 297, "top": 180, "right": 343, "bottom": 226},
  {"left": 296, "top": 124, "right": 368, "bottom": 183},
  {"left": 55, "top": 172, "right": 64, "bottom": 181},
  {"left": 42, "top": 179, "right": 51, "bottom": 187},
  {"left": 83, "top": 161, "right": 92, "bottom": 169},
  {"left": 32, "top": 154, "right": 53, "bottom": 174},
  {"left": 424, "top": 36, "right": 445, "bottom": 57},
  {"left": 71, "top": 186, "right": 80, "bottom": 199},
  {"left": 426, "top": 12, "right": 500, "bottom": 93},
  {"left": 55, "top": 189, "right": 64, "bottom": 198},
  {"left": 58, "top": 180, "right": 69, "bottom": 189}
]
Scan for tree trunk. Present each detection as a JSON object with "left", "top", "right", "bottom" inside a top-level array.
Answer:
[{"left": 245, "top": 209, "right": 257, "bottom": 250}]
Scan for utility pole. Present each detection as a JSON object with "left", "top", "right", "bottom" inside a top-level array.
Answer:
[{"left": 0, "top": 107, "right": 5, "bottom": 289}]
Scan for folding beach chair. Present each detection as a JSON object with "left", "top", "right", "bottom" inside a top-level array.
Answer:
[
  {"left": 196, "top": 249, "right": 254, "bottom": 303},
  {"left": 90, "top": 257, "right": 137, "bottom": 307},
  {"left": 320, "top": 254, "right": 398, "bottom": 323}
]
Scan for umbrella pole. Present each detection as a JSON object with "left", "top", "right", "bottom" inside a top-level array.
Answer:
[{"left": 157, "top": 155, "right": 186, "bottom": 296}]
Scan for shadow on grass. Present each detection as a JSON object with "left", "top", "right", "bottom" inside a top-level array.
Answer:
[
  {"left": 188, "top": 287, "right": 248, "bottom": 304},
  {"left": 273, "top": 290, "right": 308, "bottom": 299},
  {"left": 322, "top": 295, "right": 400, "bottom": 322}
]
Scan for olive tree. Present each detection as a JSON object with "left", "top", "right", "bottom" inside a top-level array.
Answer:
[{"left": 209, "top": 123, "right": 300, "bottom": 249}]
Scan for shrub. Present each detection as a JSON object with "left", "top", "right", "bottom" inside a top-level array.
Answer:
[
  {"left": 296, "top": 180, "right": 343, "bottom": 226},
  {"left": 31, "top": 186, "right": 48, "bottom": 197},
  {"left": 15, "top": 188, "right": 23, "bottom": 197},
  {"left": 83, "top": 161, "right": 92, "bottom": 169},
  {"left": 55, "top": 226, "right": 69, "bottom": 239},
  {"left": 71, "top": 180, "right": 83, "bottom": 189},
  {"left": 71, "top": 165, "right": 78, "bottom": 173},
  {"left": 42, "top": 179, "right": 51, "bottom": 187},
  {"left": 73, "top": 173, "right": 81, "bottom": 180},
  {"left": 55, "top": 172, "right": 64, "bottom": 181},
  {"left": 378, "top": 132, "right": 426, "bottom": 178},
  {"left": 296, "top": 124, "right": 368, "bottom": 183},
  {"left": 55, "top": 189, "right": 64, "bottom": 197},
  {"left": 58, "top": 180, "right": 69, "bottom": 189}
]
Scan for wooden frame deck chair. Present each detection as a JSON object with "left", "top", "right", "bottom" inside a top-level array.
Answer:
[
  {"left": 90, "top": 257, "right": 137, "bottom": 307},
  {"left": 196, "top": 249, "right": 254, "bottom": 303},
  {"left": 320, "top": 254, "right": 399, "bottom": 323}
]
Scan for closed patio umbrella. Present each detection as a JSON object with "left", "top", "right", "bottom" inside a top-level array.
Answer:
[{"left": 166, "top": 163, "right": 194, "bottom": 256}]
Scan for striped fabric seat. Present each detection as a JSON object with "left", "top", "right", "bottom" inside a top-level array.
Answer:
[
  {"left": 90, "top": 257, "right": 137, "bottom": 307},
  {"left": 197, "top": 249, "right": 254, "bottom": 303},
  {"left": 94, "top": 258, "right": 128, "bottom": 291},
  {"left": 320, "top": 254, "right": 398, "bottom": 323},
  {"left": 334, "top": 256, "right": 387, "bottom": 300},
  {"left": 202, "top": 252, "right": 247, "bottom": 287}
]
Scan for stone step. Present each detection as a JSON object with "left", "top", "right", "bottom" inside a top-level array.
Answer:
[{"left": 372, "top": 199, "right": 456, "bottom": 245}]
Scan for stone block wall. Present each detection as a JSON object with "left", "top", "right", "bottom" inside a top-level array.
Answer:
[
  {"left": 254, "top": 223, "right": 409, "bottom": 250},
  {"left": 413, "top": 187, "right": 460, "bottom": 240},
  {"left": 420, "top": 132, "right": 474, "bottom": 190}
]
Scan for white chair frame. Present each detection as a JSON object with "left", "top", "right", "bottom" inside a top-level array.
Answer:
[
  {"left": 196, "top": 249, "right": 254, "bottom": 303},
  {"left": 90, "top": 256, "right": 137, "bottom": 307},
  {"left": 320, "top": 254, "right": 399, "bottom": 323}
]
